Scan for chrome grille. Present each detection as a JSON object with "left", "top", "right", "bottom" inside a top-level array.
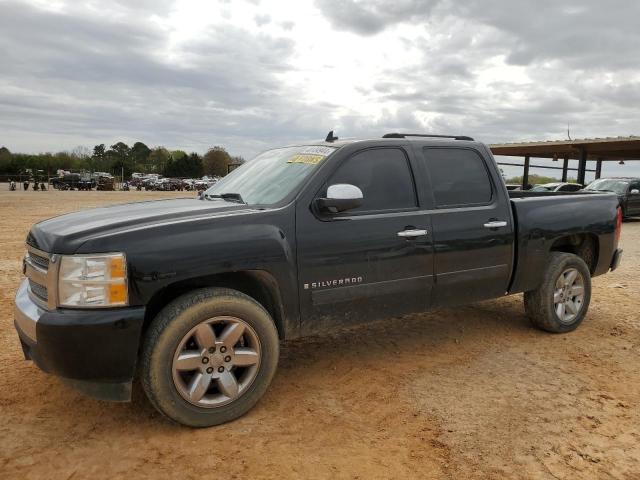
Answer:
[
  {"left": 24, "top": 244, "right": 57, "bottom": 309},
  {"left": 28, "top": 279, "right": 48, "bottom": 301},
  {"left": 28, "top": 251, "right": 49, "bottom": 270}
]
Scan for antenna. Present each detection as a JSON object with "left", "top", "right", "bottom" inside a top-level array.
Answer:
[{"left": 325, "top": 130, "right": 338, "bottom": 142}]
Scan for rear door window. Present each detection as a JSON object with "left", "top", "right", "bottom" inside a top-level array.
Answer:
[{"left": 422, "top": 148, "right": 493, "bottom": 208}]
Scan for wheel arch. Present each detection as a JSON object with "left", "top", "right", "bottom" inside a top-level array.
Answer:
[
  {"left": 549, "top": 232, "right": 599, "bottom": 274},
  {"left": 142, "top": 270, "right": 288, "bottom": 340}
]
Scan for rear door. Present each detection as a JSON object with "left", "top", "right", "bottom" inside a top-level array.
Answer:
[
  {"left": 295, "top": 146, "right": 434, "bottom": 335},
  {"left": 417, "top": 146, "right": 515, "bottom": 307}
]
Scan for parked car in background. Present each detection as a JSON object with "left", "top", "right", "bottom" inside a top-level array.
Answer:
[
  {"left": 143, "top": 177, "right": 161, "bottom": 190},
  {"left": 531, "top": 182, "right": 583, "bottom": 193},
  {"left": 182, "top": 179, "right": 196, "bottom": 190},
  {"left": 155, "top": 178, "right": 185, "bottom": 191},
  {"left": 584, "top": 177, "right": 640, "bottom": 218},
  {"left": 96, "top": 175, "right": 115, "bottom": 191},
  {"left": 194, "top": 177, "right": 218, "bottom": 191},
  {"left": 51, "top": 174, "right": 96, "bottom": 190}
]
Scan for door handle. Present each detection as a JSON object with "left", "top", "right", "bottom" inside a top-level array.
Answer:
[
  {"left": 397, "top": 229, "right": 428, "bottom": 238},
  {"left": 483, "top": 220, "right": 508, "bottom": 228}
]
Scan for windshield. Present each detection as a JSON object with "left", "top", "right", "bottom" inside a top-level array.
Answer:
[
  {"left": 585, "top": 179, "right": 629, "bottom": 195},
  {"left": 204, "top": 145, "right": 337, "bottom": 205}
]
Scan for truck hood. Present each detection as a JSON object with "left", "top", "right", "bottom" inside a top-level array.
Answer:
[{"left": 27, "top": 198, "right": 256, "bottom": 254}]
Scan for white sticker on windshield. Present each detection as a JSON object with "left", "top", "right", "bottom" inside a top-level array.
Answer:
[{"left": 300, "top": 146, "right": 336, "bottom": 156}]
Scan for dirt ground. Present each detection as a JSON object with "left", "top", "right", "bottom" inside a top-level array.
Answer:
[{"left": 0, "top": 190, "right": 639, "bottom": 480}]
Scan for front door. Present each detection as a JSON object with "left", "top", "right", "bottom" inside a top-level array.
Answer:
[
  {"left": 419, "top": 146, "right": 515, "bottom": 307},
  {"left": 296, "top": 147, "right": 434, "bottom": 335}
]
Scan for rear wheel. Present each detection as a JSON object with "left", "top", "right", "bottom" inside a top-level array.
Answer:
[
  {"left": 141, "top": 288, "right": 279, "bottom": 427},
  {"left": 524, "top": 252, "right": 591, "bottom": 333}
]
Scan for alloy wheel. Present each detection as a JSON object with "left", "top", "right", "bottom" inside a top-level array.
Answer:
[
  {"left": 171, "top": 316, "right": 261, "bottom": 408},
  {"left": 553, "top": 267, "right": 585, "bottom": 324}
]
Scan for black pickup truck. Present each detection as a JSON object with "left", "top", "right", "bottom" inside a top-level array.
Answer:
[{"left": 14, "top": 133, "right": 623, "bottom": 427}]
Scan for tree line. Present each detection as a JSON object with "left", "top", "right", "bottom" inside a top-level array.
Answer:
[
  {"left": 0, "top": 142, "right": 244, "bottom": 179},
  {"left": 504, "top": 174, "right": 577, "bottom": 185}
]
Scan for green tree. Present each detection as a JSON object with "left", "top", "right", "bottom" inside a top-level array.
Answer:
[
  {"left": 0, "top": 146, "right": 12, "bottom": 174},
  {"left": 171, "top": 150, "right": 187, "bottom": 160},
  {"left": 107, "top": 142, "right": 132, "bottom": 177},
  {"left": 186, "top": 152, "right": 204, "bottom": 178},
  {"left": 163, "top": 151, "right": 204, "bottom": 178},
  {"left": 92, "top": 144, "right": 106, "bottom": 171},
  {"left": 203, "top": 146, "right": 232, "bottom": 177},
  {"left": 131, "top": 142, "right": 151, "bottom": 171},
  {"left": 505, "top": 174, "right": 578, "bottom": 186},
  {"left": 147, "top": 147, "right": 171, "bottom": 173}
]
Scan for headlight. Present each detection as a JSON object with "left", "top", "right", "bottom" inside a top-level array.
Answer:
[{"left": 58, "top": 253, "right": 128, "bottom": 307}]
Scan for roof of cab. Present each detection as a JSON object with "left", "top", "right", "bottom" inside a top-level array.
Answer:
[{"left": 301, "top": 132, "right": 481, "bottom": 149}]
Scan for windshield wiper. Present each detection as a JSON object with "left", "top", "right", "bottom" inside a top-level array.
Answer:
[{"left": 205, "top": 192, "right": 246, "bottom": 204}]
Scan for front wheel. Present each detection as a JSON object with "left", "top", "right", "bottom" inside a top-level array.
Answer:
[
  {"left": 524, "top": 252, "right": 592, "bottom": 333},
  {"left": 141, "top": 288, "right": 279, "bottom": 427}
]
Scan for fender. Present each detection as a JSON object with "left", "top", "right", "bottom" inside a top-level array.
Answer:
[{"left": 76, "top": 205, "right": 301, "bottom": 337}]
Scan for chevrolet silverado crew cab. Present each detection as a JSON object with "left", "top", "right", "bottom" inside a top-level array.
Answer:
[{"left": 14, "top": 132, "right": 623, "bottom": 427}]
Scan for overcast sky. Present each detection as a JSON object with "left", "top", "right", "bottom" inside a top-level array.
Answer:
[{"left": 1, "top": 0, "right": 639, "bottom": 179}]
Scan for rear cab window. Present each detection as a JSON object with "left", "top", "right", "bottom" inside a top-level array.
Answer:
[{"left": 421, "top": 147, "right": 493, "bottom": 208}]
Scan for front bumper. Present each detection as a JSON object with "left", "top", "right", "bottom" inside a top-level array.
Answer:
[{"left": 14, "top": 279, "right": 145, "bottom": 401}]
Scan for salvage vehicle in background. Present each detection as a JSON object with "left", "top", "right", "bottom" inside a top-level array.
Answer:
[
  {"left": 583, "top": 177, "right": 640, "bottom": 218},
  {"left": 96, "top": 175, "right": 115, "bottom": 191},
  {"left": 50, "top": 174, "right": 96, "bottom": 190},
  {"left": 530, "top": 182, "right": 583, "bottom": 192},
  {"left": 15, "top": 133, "right": 623, "bottom": 427},
  {"left": 156, "top": 178, "right": 185, "bottom": 191}
]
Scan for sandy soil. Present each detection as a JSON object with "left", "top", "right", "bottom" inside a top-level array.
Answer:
[{"left": 0, "top": 190, "right": 639, "bottom": 480}]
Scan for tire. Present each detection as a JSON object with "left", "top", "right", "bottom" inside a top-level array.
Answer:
[
  {"left": 524, "top": 252, "right": 591, "bottom": 333},
  {"left": 141, "top": 288, "right": 279, "bottom": 427}
]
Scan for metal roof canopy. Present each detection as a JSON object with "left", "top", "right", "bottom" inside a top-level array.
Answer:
[{"left": 489, "top": 136, "right": 640, "bottom": 188}]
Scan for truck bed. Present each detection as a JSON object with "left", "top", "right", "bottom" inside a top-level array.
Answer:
[{"left": 507, "top": 191, "right": 619, "bottom": 294}]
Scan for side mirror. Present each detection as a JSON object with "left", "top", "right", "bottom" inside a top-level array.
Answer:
[
  {"left": 631, "top": 189, "right": 639, "bottom": 194},
  {"left": 316, "top": 184, "right": 363, "bottom": 213}
]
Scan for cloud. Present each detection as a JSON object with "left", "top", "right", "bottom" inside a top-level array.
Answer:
[
  {"left": 0, "top": 0, "right": 638, "bottom": 182},
  {"left": 315, "top": 0, "right": 441, "bottom": 36},
  {"left": 315, "top": 0, "right": 640, "bottom": 69},
  {"left": 0, "top": 0, "right": 336, "bottom": 156}
]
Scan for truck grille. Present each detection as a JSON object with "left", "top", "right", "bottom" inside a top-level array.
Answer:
[
  {"left": 28, "top": 251, "right": 50, "bottom": 270},
  {"left": 24, "top": 244, "right": 55, "bottom": 309},
  {"left": 28, "top": 279, "right": 48, "bottom": 301}
]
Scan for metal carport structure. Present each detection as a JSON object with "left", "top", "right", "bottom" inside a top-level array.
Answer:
[{"left": 489, "top": 136, "right": 640, "bottom": 188}]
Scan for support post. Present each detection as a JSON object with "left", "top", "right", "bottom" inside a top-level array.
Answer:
[
  {"left": 562, "top": 157, "right": 569, "bottom": 182},
  {"left": 522, "top": 156, "right": 530, "bottom": 190},
  {"left": 595, "top": 158, "right": 602, "bottom": 180},
  {"left": 577, "top": 147, "right": 587, "bottom": 186}
]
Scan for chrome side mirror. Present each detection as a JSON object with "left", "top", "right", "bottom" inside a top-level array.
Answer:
[{"left": 316, "top": 184, "right": 363, "bottom": 213}]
